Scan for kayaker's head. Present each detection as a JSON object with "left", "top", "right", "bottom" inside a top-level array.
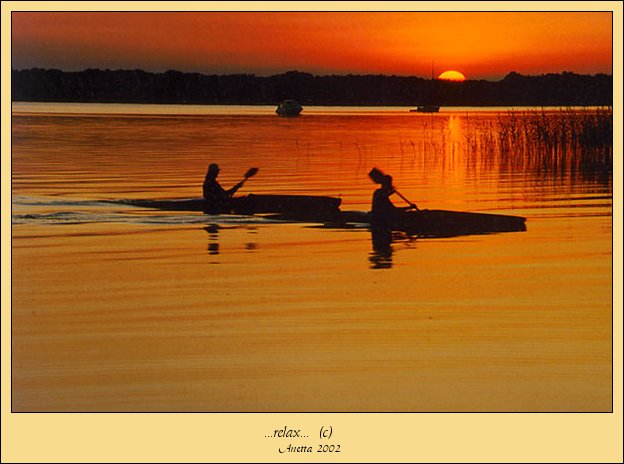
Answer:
[
  {"left": 368, "top": 167, "right": 385, "bottom": 184},
  {"left": 206, "top": 163, "right": 220, "bottom": 179},
  {"left": 381, "top": 175, "right": 393, "bottom": 190}
]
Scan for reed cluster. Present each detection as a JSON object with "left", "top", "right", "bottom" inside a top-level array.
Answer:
[{"left": 494, "top": 107, "right": 613, "bottom": 175}]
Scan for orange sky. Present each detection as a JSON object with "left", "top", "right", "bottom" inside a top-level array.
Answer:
[{"left": 11, "top": 12, "right": 612, "bottom": 79}]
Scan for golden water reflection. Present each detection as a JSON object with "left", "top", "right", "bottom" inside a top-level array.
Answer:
[{"left": 11, "top": 106, "right": 612, "bottom": 412}]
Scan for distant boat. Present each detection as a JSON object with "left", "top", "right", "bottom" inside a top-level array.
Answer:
[
  {"left": 276, "top": 100, "right": 303, "bottom": 117},
  {"left": 410, "top": 105, "right": 440, "bottom": 113},
  {"left": 410, "top": 61, "right": 441, "bottom": 113}
]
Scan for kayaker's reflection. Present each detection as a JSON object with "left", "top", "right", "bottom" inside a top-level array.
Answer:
[
  {"left": 204, "top": 224, "right": 220, "bottom": 255},
  {"left": 203, "top": 225, "right": 259, "bottom": 258},
  {"left": 369, "top": 226, "right": 394, "bottom": 269}
]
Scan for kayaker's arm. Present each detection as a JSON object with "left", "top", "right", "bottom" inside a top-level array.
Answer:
[
  {"left": 225, "top": 167, "right": 259, "bottom": 197},
  {"left": 389, "top": 190, "right": 419, "bottom": 211},
  {"left": 226, "top": 181, "right": 245, "bottom": 197}
]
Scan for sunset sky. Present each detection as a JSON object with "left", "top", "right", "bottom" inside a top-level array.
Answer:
[{"left": 11, "top": 11, "right": 613, "bottom": 80}]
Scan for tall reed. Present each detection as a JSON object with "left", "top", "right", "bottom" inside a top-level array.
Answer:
[{"left": 494, "top": 107, "right": 612, "bottom": 176}]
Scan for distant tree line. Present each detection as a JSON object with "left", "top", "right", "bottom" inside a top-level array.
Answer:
[{"left": 11, "top": 68, "right": 612, "bottom": 107}]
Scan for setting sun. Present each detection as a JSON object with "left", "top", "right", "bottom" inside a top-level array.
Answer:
[{"left": 438, "top": 70, "right": 467, "bottom": 81}]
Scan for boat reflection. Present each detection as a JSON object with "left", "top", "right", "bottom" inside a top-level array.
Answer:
[{"left": 204, "top": 225, "right": 220, "bottom": 255}]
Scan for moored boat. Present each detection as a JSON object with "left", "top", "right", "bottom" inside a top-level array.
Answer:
[
  {"left": 275, "top": 99, "right": 303, "bottom": 117},
  {"left": 410, "top": 105, "right": 440, "bottom": 113},
  {"left": 410, "top": 62, "right": 441, "bottom": 113}
]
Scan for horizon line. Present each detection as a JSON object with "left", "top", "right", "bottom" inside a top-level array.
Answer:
[{"left": 11, "top": 67, "right": 614, "bottom": 82}]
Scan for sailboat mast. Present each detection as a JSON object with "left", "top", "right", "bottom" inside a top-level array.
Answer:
[{"left": 411, "top": 60, "right": 441, "bottom": 112}]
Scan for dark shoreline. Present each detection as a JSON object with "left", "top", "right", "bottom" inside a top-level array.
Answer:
[{"left": 12, "top": 69, "right": 613, "bottom": 107}]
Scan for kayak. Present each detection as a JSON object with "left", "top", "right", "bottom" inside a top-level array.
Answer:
[
  {"left": 332, "top": 209, "right": 527, "bottom": 237},
  {"left": 115, "top": 194, "right": 526, "bottom": 237},
  {"left": 233, "top": 194, "right": 341, "bottom": 216},
  {"left": 114, "top": 194, "right": 342, "bottom": 216}
]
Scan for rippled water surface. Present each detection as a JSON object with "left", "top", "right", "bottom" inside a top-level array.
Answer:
[{"left": 11, "top": 103, "right": 612, "bottom": 411}]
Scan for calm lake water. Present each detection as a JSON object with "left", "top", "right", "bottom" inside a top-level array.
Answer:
[{"left": 11, "top": 103, "right": 612, "bottom": 412}]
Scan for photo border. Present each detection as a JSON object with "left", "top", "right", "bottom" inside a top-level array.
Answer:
[{"left": 2, "top": 2, "right": 622, "bottom": 462}]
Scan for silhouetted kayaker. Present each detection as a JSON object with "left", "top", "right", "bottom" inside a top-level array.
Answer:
[
  {"left": 202, "top": 163, "right": 244, "bottom": 213},
  {"left": 368, "top": 169, "right": 417, "bottom": 270},
  {"left": 370, "top": 173, "right": 416, "bottom": 226}
]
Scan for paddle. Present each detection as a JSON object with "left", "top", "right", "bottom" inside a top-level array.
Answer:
[
  {"left": 244, "top": 167, "right": 259, "bottom": 180},
  {"left": 240, "top": 167, "right": 259, "bottom": 187},
  {"left": 368, "top": 167, "right": 419, "bottom": 210},
  {"left": 225, "top": 167, "right": 259, "bottom": 197}
]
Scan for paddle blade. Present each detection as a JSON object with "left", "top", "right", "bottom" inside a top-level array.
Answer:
[
  {"left": 244, "top": 167, "right": 259, "bottom": 179},
  {"left": 368, "top": 167, "right": 386, "bottom": 184}
]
